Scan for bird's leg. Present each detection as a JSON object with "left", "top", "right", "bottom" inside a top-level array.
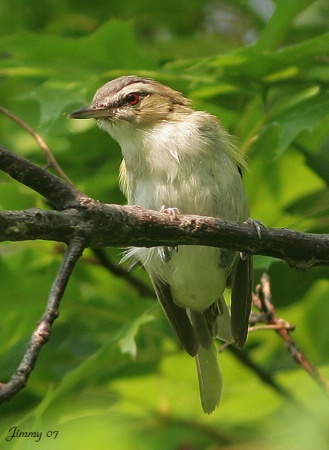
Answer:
[{"left": 159, "top": 205, "right": 179, "bottom": 262}]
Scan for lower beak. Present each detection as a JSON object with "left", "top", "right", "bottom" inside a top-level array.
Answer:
[{"left": 68, "top": 105, "right": 110, "bottom": 119}]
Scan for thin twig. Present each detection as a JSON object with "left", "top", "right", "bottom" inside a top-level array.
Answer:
[
  {"left": 248, "top": 323, "right": 295, "bottom": 332},
  {"left": 253, "top": 273, "right": 329, "bottom": 395},
  {"left": 0, "top": 236, "right": 86, "bottom": 402},
  {"left": 0, "top": 105, "right": 73, "bottom": 185}
]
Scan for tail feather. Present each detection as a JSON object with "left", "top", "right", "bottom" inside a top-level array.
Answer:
[
  {"left": 214, "top": 296, "right": 233, "bottom": 343},
  {"left": 190, "top": 310, "right": 223, "bottom": 414}
]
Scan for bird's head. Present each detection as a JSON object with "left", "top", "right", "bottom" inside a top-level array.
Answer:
[{"left": 69, "top": 75, "right": 192, "bottom": 128}]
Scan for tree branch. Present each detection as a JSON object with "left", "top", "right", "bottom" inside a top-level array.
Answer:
[
  {"left": 0, "top": 236, "right": 86, "bottom": 402},
  {"left": 0, "top": 206, "right": 328, "bottom": 269},
  {"left": 0, "top": 145, "right": 328, "bottom": 269},
  {"left": 0, "top": 146, "right": 88, "bottom": 210}
]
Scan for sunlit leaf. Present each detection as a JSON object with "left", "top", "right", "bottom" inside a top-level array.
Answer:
[{"left": 118, "top": 313, "right": 155, "bottom": 358}]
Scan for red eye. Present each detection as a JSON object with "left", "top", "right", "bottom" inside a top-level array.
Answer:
[{"left": 125, "top": 93, "right": 140, "bottom": 106}]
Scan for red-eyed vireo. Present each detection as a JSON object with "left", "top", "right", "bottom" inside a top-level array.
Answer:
[{"left": 69, "top": 76, "right": 252, "bottom": 414}]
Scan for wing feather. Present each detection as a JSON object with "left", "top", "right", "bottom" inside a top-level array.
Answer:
[
  {"left": 151, "top": 276, "right": 198, "bottom": 357},
  {"left": 230, "top": 255, "right": 252, "bottom": 348}
]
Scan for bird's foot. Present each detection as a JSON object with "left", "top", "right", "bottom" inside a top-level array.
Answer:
[
  {"left": 159, "top": 206, "right": 180, "bottom": 262},
  {"left": 245, "top": 217, "right": 264, "bottom": 239},
  {"left": 160, "top": 205, "right": 180, "bottom": 219},
  {"left": 240, "top": 218, "right": 264, "bottom": 260}
]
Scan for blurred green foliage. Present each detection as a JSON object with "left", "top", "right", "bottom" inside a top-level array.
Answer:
[{"left": 0, "top": 1, "right": 329, "bottom": 449}]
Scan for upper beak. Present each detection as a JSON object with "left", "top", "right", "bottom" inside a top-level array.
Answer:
[{"left": 68, "top": 104, "right": 110, "bottom": 119}]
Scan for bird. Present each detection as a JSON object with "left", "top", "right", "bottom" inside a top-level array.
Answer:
[{"left": 69, "top": 75, "right": 252, "bottom": 414}]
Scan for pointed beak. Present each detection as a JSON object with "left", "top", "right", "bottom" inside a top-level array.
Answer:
[{"left": 68, "top": 104, "right": 111, "bottom": 119}]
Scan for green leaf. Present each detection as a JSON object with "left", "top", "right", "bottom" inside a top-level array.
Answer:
[
  {"left": 118, "top": 312, "right": 155, "bottom": 358},
  {"left": 272, "top": 91, "right": 329, "bottom": 155},
  {"left": 253, "top": 0, "right": 315, "bottom": 51},
  {"left": 295, "top": 147, "right": 329, "bottom": 186},
  {"left": 169, "top": 30, "right": 329, "bottom": 88},
  {"left": 304, "top": 281, "right": 329, "bottom": 361},
  {"left": 0, "top": 20, "right": 153, "bottom": 75},
  {"left": 253, "top": 90, "right": 329, "bottom": 157},
  {"left": 254, "top": 261, "right": 329, "bottom": 307},
  {"left": 0, "top": 20, "right": 156, "bottom": 126},
  {"left": 285, "top": 189, "right": 329, "bottom": 218}
]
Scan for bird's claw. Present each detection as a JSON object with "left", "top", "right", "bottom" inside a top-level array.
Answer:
[
  {"left": 159, "top": 206, "right": 179, "bottom": 261},
  {"left": 240, "top": 218, "right": 264, "bottom": 260},
  {"left": 245, "top": 217, "right": 264, "bottom": 239},
  {"left": 160, "top": 205, "right": 180, "bottom": 219}
]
